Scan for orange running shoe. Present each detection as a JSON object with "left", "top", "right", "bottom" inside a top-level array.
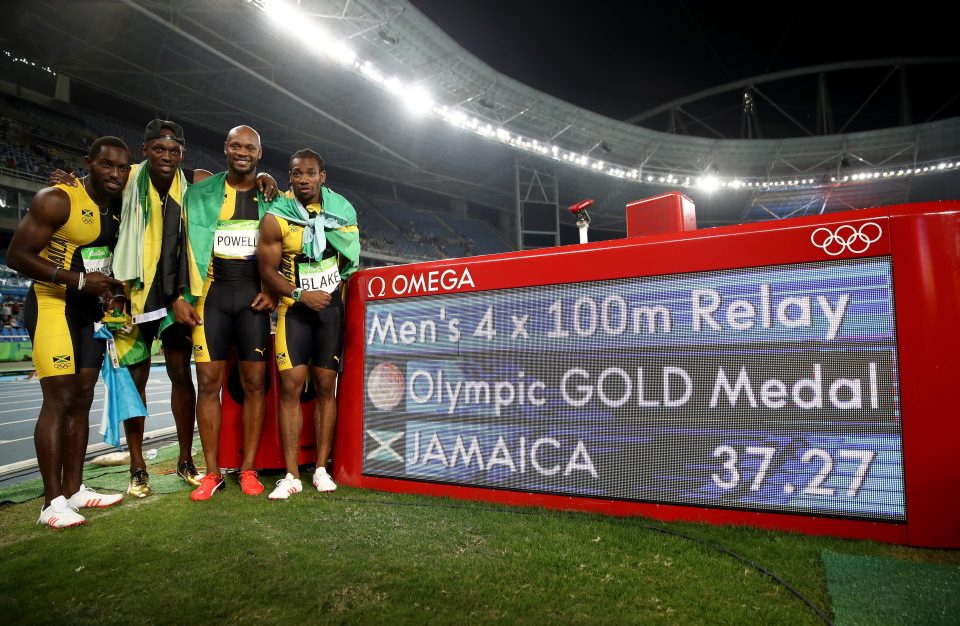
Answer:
[
  {"left": 190, "top": 473, "right": 224, "bottom": 501},
  {"left": 239, "top": 470, "right": 263, "bottom": 496}
]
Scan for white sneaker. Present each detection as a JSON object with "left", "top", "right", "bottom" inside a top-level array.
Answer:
[
  {"left": 268, "top": 473, "right": 303, "bottom": 500},
  {"left": 66, "top": 484, "right": 123, "bottom": 509},
  {"left": 37, "top": 495, "right": 86, "bottom": 529},
  {"left": 313, "top": 467, "right": 337, "bottom": 492}
]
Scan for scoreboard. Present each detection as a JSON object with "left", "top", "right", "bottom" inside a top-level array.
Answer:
[{"left": 335, "top": 201, "right": 960, "bottom": 548}]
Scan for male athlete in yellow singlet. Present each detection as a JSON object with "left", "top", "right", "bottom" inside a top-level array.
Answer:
[
  {"left": 7, "top": 137, "right": 130, "bottom": 528},
  {"left": 258, "top": 149, "right": 359, "bottom": 499}
]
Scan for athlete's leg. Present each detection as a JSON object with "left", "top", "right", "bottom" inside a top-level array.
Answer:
[
  {"left": 192, "top": 283, "right": 230, "bottom": 477},
  {"left": 278, "top": 365, "right": 308, "bottom": 477},
  {"left": 231, "top": 297, "right": 270, "bottom": 473},
  {"left": 124, "top": 359, "right": 151, "bottom": 475},
  {"left": 27, "top": 290, "right": 90, "bottom": 505},
  {"left": 35, "top": 374, "right": 84, "bottom": 506},
  {"left": 312, "top": 366, "right": 338, "bottom": 470},
  {"left": 237, "top": 360, "right": 266, "bottom": 472},
  {"left": 60, "top": 366, "right": 101, "bottom": 499},
  {"left": 310, "top": 292, "right": 343, "bottom": 470},
  {"left": 195, "top": 360, "right": 225, "bottom": 476},
  {"left": 162, "top": 326, "right": 197, "bottom": 465}
]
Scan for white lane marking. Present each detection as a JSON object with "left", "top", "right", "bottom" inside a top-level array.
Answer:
[
  {"left": 0, "top": 412, "right": 175, "bottom": 445},
  {"left": 0, "top": 436, "right": 32, "bottom": 444},
  {"left": 0, "top": 398, "right": 60, "bottom": 406},
  {"left": 0, "top": 424, "right": 186, "bottom": 473},
  {"left": 0, "top": 392, "right": 175, "bottom": 417}
]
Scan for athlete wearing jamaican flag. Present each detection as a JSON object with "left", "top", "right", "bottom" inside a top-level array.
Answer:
[
  {"left": 173, "top": 125, "right": 278, "bottom": 501},
  {"left": 257, "top": 148, "right": 360, "bottom": 500}
]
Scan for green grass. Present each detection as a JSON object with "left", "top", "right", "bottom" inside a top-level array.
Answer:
[{"left": 1, "top": 449, "right": 958, "bottom": 625}]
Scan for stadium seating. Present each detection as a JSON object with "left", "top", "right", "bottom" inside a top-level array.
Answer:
[{"left": 1, "top": 93, "right": 514, "bottom": 266}]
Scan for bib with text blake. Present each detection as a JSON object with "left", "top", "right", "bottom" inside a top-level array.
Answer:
[
  {"left": 81, "top": 246, "right": 113, "bottom": 276},
  {"left": 298, "top": 256, "right": 341, "bottom": 293},
  {"left": 214, "top": 220, "right": 259, "bottom": 259}
]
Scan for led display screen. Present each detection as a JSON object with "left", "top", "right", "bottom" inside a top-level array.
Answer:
[{"left": 362, "top": 257, "right": 904, "bottom": 522}]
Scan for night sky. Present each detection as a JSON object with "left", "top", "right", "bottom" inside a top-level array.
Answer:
[{"left": 410, "top": 1, "right": 959, "bottom": 137}]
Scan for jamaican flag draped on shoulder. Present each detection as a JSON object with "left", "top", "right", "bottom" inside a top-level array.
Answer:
[
  {"left": 112, "top": 162, "right": 187, "bottom": 366},
  {"left": 263, "top": 186, "right": 360, "bottom": 279},
  {"left": 179, "top": 172, "right": 267, "bottom": 302},
  {"left": 113, "top": 161, "right": 187, "bottom": 323}
]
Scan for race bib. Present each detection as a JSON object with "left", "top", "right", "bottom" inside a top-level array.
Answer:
[
  {"left": 213, "top": 220, "right": 259, "bottom": 259},
  {"left": 81, "top": 246, "right": 113, "bottom": 275},
  {"left": 298, "top": 257, "right": 341, "bottom": 293}
]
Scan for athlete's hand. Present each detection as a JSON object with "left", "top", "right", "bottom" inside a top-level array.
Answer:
[
  {"left": 172, "top": 298, "right": 202, "bottom": 326},
  {"left": 251, "top": 291, "right": 278, "bottom": 312},
  {"left": 82, "top": 272, "right": 123, "bottom": 300},
  {"left": 49, "top": 169, "right": 78, "bottom": 187},
  {"left": 300, "top": 289, "right": 331, "bottom": 311},
  {"left": 106, "top": 294, "right": 127, "bottom": 312},
  {"left": 256, "top": 172, "right": 279, "bottom": 202}
]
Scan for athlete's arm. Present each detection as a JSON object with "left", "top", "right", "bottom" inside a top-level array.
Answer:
[
  {"left": 250, "top": 214, "right": 280, "bottom": 312},
  {"left": 257, "top": 214, "right": 330, "bottom": 311},
  {"left": 255, "top": 172, "right": 279, "bottom": 201},
  {"left": 250, "top": 290, "right": 277, "bottom": 312},
  {"left": 171, "top": 198, "right": 202, "bottom": 326},
  {"left": 257, "top": 214, "right": 289, "bottom": 296},
  {"left": 6, "top": 188, "right": 122, "bottom": 299},
  {"left": 48, "top": 169, "right": 78, "bottom": 187},
  {"left": 171, "top": 294, "right": 202, "bottom": 326},
  {"left": 192, "top": 169, "right": 212, "bottom": 183}
]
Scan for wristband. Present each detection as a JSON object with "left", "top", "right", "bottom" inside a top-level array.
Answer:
[
  {"left": 291, "top": 288, "right": 303, "bottom": 302},
  {"left": 76, "top": 272, "right": 86, "bottom": 292},
  {"left": 50, "top": 266, "right": 60, "bottom": 283}
]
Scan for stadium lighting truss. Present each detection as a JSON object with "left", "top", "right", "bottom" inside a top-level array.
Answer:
[{"left": 249, "top": 0, "right": 959, "bottom": 194}]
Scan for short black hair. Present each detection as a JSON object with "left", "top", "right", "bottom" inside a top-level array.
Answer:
[
  {"left": 88, "top": 136, "right": 130, "bottom": 160},
  {"left": 289, "top": 149, "right": 324, "bottom": 171}
]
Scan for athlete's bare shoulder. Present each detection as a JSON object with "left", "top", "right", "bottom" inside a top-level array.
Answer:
[{"left": 28, "top": 186, "right": 72, "bottom": 226}]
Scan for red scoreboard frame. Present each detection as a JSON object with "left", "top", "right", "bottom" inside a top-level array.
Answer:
[{"left": 335, "top": 200, "right": 960, "bottom": 548}]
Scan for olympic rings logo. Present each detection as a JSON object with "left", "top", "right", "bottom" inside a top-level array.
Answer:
[{"left": 810, "top": 222, "right": 883, "bottom": 256}]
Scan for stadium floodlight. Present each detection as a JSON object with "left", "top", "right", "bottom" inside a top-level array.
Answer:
[
  {"left": 698, "top": 175, "right": 720, "bottom": 192},
  {"left": 448, "top": 109, "right": 467, "bottom": 126},
  {"left": 383, "top": 76, "right": 403, "bottom": 95},
  {"left": 263, "top": 0, "right": 303, "bottom": 30},
  {"left": 2, "top": 49, "right": 56, "bottom": 75},
  {"left": 260, "top": 0, "right": 355, "bottom": 66},
  {"left": 328, "top": 41, "right": 356, "bottom": 66},
  {"left": 360, "top": 61, "right": 384, "bottom": 84},
  {"left": 405, "top": 85, "right": 434, "bottom": 115}
]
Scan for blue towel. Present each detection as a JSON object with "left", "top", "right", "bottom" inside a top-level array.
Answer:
[{"left": 94, "top": 325, "right": 148, "bottom": 448}]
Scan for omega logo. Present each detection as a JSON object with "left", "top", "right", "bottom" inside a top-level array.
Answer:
[{"left": 367, "top": 268, "right": 475, "bottom": 298}]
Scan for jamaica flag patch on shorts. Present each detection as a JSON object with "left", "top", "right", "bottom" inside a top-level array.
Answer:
[
  {"left": 81, "top": 208, "right": 95, "bottom": 224},
  {"left": 277, "top": 352, "right": 287, "bottom": 365},
  {"left": 53, "top": 354, "right": 72, "bottom": 370},
  {"left": 193, "top": 344, "right": 205, "bottom": 358}
]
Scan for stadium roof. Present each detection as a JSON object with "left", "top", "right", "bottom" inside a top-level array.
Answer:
[{"left": 3, "top": 0, "right": 959, "bottom": 230}]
